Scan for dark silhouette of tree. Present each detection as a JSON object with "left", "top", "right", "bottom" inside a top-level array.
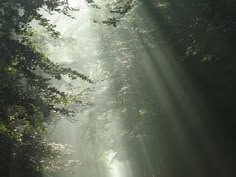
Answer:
[{"left": 0, "top": 1, "right": 91, "bottom": 177}]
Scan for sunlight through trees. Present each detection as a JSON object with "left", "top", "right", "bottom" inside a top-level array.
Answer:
[{"left": 0, "top": 0, "right": 235, "bottom": 177}]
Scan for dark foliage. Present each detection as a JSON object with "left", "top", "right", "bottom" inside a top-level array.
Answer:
[{"left": 0, "top": 1, "right": 91, "bottom": 177}]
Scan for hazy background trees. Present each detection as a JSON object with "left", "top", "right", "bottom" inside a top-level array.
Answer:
[
  {"left": 76, "top": 1, "right": 235, "bottom": 177},
  {"left": 1, "top": 0, "right": 235, "bottom": 177}
]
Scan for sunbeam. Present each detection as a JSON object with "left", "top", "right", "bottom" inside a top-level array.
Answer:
[
  {"left": 46, "top": 1, "right": 233, "bottom": 176},
  {"left": 1, "top": 0, "right": 234, "bottom": 177}
]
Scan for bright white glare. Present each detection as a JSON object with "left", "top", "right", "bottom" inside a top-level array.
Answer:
[
  {"left": 69, "top": 0, "right": 87, "bottom": 8},
  {"left": 107, "top": 151, "right": 121, "bottom": 177},
  {"left": 110, "top": 161, "right": 121, "bottom": 177}
]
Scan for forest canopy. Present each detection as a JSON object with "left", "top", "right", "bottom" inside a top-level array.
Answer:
[{"left": 0, "top": 0, "right": 235, "bottom": 177}]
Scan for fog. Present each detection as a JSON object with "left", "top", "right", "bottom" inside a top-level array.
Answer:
[{"left": 37, "top": 1, "right": 232, "bottom": 177}]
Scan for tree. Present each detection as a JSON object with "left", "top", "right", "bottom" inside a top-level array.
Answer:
[{"left": 0, "top": 1, "right": 91, "bottom": 176}]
